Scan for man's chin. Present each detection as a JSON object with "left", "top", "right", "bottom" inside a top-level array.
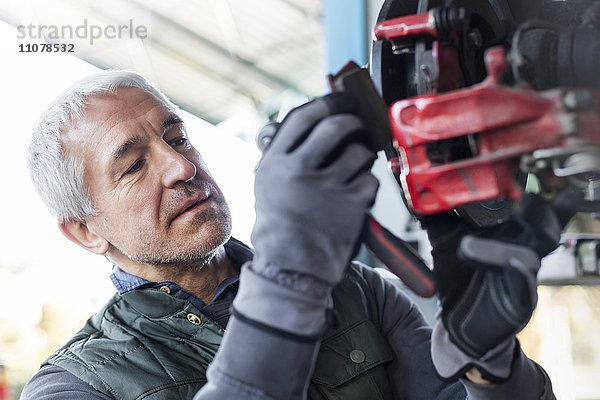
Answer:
[
  {"left": 136, "top": 225, "right": 231, "bottom": 270},
  {"left": 118, "top": 206, "right": 232, "bottom": 268},
  {"left": 173, "top": 208, "right": 232, "bottom": 259}
]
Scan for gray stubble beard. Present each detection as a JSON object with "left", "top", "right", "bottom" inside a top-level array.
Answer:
[{"left": 120, "top": 204, "right": 233, "bottom": 272}]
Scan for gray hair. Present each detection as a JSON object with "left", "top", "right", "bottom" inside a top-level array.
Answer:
[{"left": 27, "top": 70, "right": 177, "bottom": 223}]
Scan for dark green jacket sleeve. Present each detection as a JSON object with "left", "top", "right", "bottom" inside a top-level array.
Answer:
[{"left": 20, "top": 365, "right": 113, "bottom": 400}]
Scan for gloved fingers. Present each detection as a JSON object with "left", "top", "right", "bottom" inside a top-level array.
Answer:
[
  {"left": 431, "top": 318, "right": 516, "bottom": 381},
  {"left": 442, "top": 266, "right": 536, "bottom": 359},
  {"left": 266, "top": 100, "right": 328, "bottom": 155},
  {"left": 419, "top": 211, "right": 470, "bottom": 248},
  {"left": 488, "top": 193, "right": 564, "bottom": 257},
  {"left": 459, "top": 235, "right": 541, "bottom": 277},
  {"left": 517, "top": 194, "right": 561, "bottom": 239},
  {"left": 551, "top": 189, "right": 584, "bottom": 227},
  {"left": 344, "top": 171, "right": 380, "bottom": 209},
  {"left": 439, "top": 235, "right": 540, "bottom": 357},
  {"left": 294, "top": 114, "right": 367, "bottom": 169},
  {"left": 268, "top": 93, "right": 357, "bottom": 155},
  {"left": 318, "top": 141, "right": 376, "bottom": 183}
]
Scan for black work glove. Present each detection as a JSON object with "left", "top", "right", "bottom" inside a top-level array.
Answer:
[
  {"left": 233, "top": 93, "right": 379, "bottom": 338},
  {"left": 424, "top": 191, "right": 581, "bottom": 381}
]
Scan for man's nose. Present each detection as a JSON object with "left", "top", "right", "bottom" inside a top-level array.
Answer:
[{"left": 159, "top": 146, "right": 197, "bottom": 187}]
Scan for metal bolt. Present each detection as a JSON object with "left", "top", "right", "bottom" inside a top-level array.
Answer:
[
  {"left": 557, "top": 113, "right": 579, "bottom": 136},
  {"left": 563, "top": 90, "right": 594, "bottom": 111},
  {"left": 467, "top": 29, "right": 482, "bottom": 48},
  {"left": 535, "top": 160, "right": 547, "bottom": 170}
]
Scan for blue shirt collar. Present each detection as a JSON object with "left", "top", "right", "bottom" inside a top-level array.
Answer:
[{"left": 109, "top": 238, "right": 252, "bottom": 309}]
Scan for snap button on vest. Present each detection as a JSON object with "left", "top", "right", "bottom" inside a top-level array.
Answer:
[
  {"left": 159, "top": 286, "right": 171, "bottom": 294},
  {"left": 349, "top": 349, "right": 366, "bottom": 364},
  {"left": 187, "top": 313, "right": 202, "bottom": 325}
]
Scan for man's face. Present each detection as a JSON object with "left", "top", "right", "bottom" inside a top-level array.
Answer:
[{"left": 64, "top": 87, "right": 232, "bottom": 267}]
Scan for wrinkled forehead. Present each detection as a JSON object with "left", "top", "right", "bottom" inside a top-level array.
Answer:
[
  {"left": 63, "top": 87, "right": 175, "bottom": 148},
  {"left": 75, "top": 87, "right": 175, "bottom": 133},
  {"left": 61, "top": 87, "right": 178, "bottom": 170}
]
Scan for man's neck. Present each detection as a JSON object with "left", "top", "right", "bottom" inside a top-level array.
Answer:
[{"left": 114, "top": 245, "right": 236, "bottom": 304}]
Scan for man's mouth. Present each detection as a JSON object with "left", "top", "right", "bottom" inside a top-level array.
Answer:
[
  {"left": 182, "top": 200, "right": 204, "bottom": 213},
  {"left": 173, "top": 192, "right": 211, "bottom": 221}
]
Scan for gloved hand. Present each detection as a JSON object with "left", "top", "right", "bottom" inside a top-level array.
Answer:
[
  {"left": 233, "top": 92, "right": 379, "bottom": 339},
  {"left": 424, "top": 191, "right": 581, "bottom": 382}
]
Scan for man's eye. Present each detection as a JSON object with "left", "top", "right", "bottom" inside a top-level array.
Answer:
[
  {"left": 125, "top": 159, "right": 145, "bottom": 175},
  {"left": 171, "top": 137, "right": 189, "bottom": 147}
]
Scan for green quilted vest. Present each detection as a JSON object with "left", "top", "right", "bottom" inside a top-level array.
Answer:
[{"left": 45, "top": 265, "right": 394, "bottom": 399}]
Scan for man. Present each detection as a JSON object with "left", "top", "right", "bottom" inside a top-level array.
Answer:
[{"left": 22, "top": 70, "right": 558, "bottom": 399}]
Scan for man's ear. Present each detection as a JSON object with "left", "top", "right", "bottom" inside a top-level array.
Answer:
[{"left": 59, "top": 220, "right": 110, "bottom": 255}]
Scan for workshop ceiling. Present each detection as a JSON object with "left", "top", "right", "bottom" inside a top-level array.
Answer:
[{"left": 1, "top": 0, "right": 325, "bottom": 124}]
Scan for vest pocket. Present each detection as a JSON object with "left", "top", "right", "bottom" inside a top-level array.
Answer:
[{"left": 310, "top": 319, "right": 394, "bottom": 400}]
